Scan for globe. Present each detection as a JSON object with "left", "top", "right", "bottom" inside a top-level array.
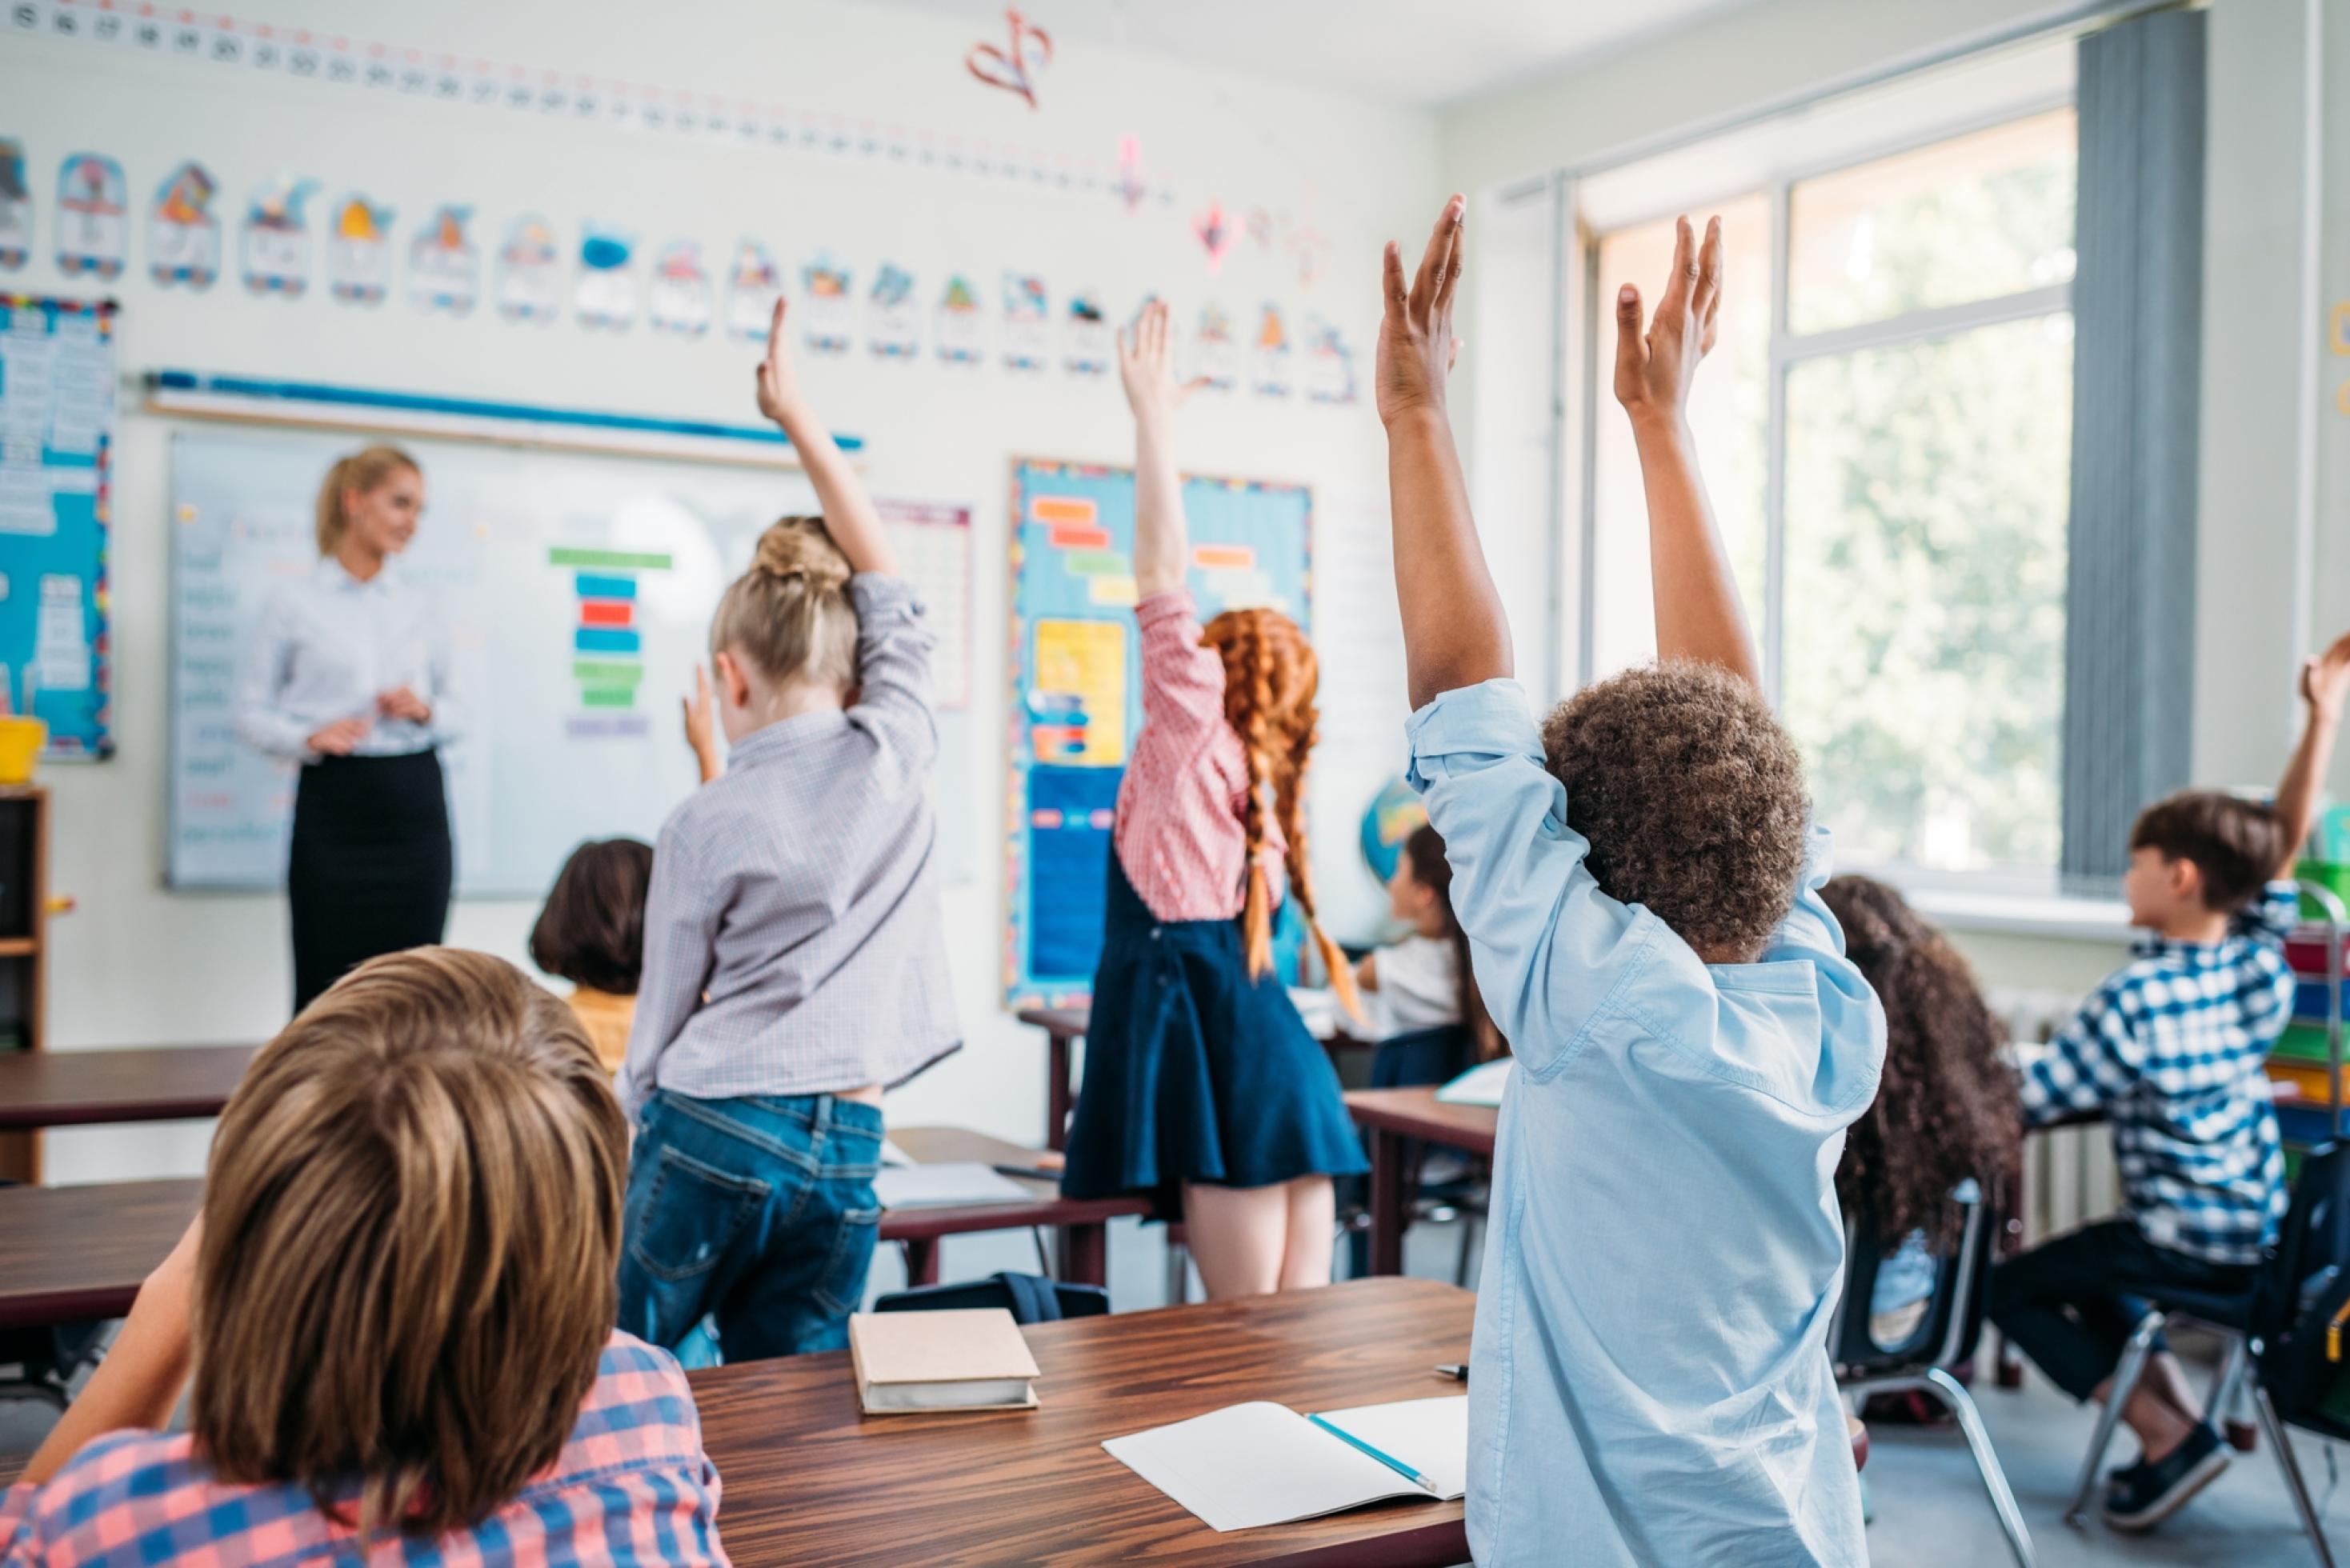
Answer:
[{"left": 1359, "top": 776, "right": 1427, "bottom": 887}]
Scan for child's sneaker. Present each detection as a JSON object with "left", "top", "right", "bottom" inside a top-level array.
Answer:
[{"left": 2101, "top": 1423, "right": 2229, "bottom": 1532}]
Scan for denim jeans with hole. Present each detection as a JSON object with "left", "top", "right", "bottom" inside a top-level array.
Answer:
[{"left": 619, "top": 1090, "right": 883, "bottom": 1362}]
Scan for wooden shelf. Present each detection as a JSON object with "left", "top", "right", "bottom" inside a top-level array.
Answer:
[{"left": 0, "top": 938, "right": 33, "bottom": 958}]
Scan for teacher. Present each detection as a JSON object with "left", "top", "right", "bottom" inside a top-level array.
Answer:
[{"left": 234, "top": 444, "right": 461, "bottom": 1012}]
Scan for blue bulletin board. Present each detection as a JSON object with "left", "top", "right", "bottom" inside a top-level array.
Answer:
[
  {"left": 1004, "top": 458, "right": 1311, "bottom": 1008},
  {"left": 0, "top": 296, "right": 114, "bottom": 757}
]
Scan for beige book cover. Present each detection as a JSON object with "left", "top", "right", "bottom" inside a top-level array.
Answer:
[{"left": 848, "top": 1308, "right": 1043, "bottom": 1414}]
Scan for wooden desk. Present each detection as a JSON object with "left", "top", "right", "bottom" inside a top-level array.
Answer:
[
  {"left": 886, "top": 1126, "right": 1152, "bottom": 1288},
  {"left": 0, "top": 1178, "right": 201, "bottom": 1328},
  {"left": 1016, "top": 1005, "right": 1091, "bottom": 1151},
  {"left": 0, "top": 1044, "right": 258, "bottom": 1132},
  {"left": 1344, "top": 1089, "right": 1498, "bottom": 1278},
  {"left": 690, "top": 1276, "right": 1473, "bottom": 1567}
]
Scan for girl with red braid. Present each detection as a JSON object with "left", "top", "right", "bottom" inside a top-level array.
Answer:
[{"left": 1059, "top": 300, "right": 1367, "bottom": 1298}]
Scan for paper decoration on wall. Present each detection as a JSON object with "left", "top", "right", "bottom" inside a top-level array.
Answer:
[
  {"left": 648, "top": 241, "right": 711, "bottom": 337},
  {"left": 1287, "top": 212, "right": 1331, "bottom": 287},
  {"left": 1192, "top": 200, "right": 1234, "bottom": 276},
  {"left": 725, "top": 240, "right": 783, "bottom": 342},
  {"left": 574, "top": 225, "right": 638, "bottom": 331},
  {"left": 1252, "top": 304, "right": 1291, "bottom": 398},
  {"left": 326, "top": 195, "right": 394, "bottom": 305},
  {"left": 1247, "top": 207, "right": 1275, "bottom": 252},
  {"left": 1115, "top": 135, "right": 1149, "bottom": 215},
  {"left": 867, "top": 264, "right": 920, "bottom": 358},
  {"left": 496, "top": 214, "right": 562, "bottom": 323},
  {"left": 406, "top": 205, "right": 479, "bottom": 314},
  {"left": 966, "top": 6, "right": 1052, "bottom": 110},
  {"left": 1000, "top": 274, "right": 1050, "bottom": 372},
  {"left": 238, "top": 176, "right": 317, "bottom": 297},
  {"left": 1063, "top": 293, "right": 1110, "bottom": 376},
  {"left": 935, "top": 275, "right": 983, "bottom": 365},
  {"left": 147, "top": 162, "right": 220, "bottom": 289},
  {"left": 1193, "top": 303, "right": 1237, "bottom": 392},
  {"left": 0, "top": 140, "right": 31, "bottom": 270},
  {"left": 800, "top": 258, "right": 852, "bottom": 354},
  {"left": 56, "top": 153, "right": 126, "bottom": 278},
  {"left": 1303, "top": 314, "right": 1356, "bottom": 405}
]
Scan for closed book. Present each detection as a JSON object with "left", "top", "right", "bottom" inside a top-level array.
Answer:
[{"left": 848, "top": 1308, "right": 1041, "bottom": 1414}]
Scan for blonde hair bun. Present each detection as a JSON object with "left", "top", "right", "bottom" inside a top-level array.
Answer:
[
  {"left": 751, "top": 516, "right": 853, "bottom": 592},
  {"left": 711, "top": 514, "right": 860, "bottom": 688}
]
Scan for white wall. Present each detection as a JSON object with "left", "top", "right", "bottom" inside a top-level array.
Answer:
[{"left": 1, "top": 0, "right": 1439, "bottom": 1180}]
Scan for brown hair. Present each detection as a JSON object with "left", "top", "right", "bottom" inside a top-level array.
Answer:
[
  {"left": 315, "top": 444, "right": 419, "bottom": 556},
  {"left": 1540, "top": 661, "right": 1808, "bottom": 959},
  {"left": 1820, "top": 876, "right": 2020, "bottom": 1250},
  {"left": 530, "top": 837, "right": 655, "bottom": 995},
  {"left": 711, "top": 516, "right": 859, "bottom": 690},
  {"left": 190, "top": 948, "right": 627, "bottom": 1537},
  {"left": 1199, "top": 607, "right": 1359, "bottom": 1015},
  {"left": 1401, "top": 822, "right": 1505, "bottom": 1062},
  {"left": 2129, "top": 790, "right": 2288, "bottom": 913}
]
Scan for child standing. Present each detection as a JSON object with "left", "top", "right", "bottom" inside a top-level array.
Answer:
[
  {"left": 1992, "top": 630, "right": 2350, "bottom": 1531},
  {"left": 1379, "top": 198, "right": 1884, "bottom": 1564},
  {"left": 618, "top": 299, "right": 956, "bottom": 1361},
  {"left": 1059, "top": 300, "right": 1367, "bottom": 1300}
]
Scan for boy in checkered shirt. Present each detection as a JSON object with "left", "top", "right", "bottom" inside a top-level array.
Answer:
[{"left": 1992, "top": 628, "right": 2350, "bottom": 1532}]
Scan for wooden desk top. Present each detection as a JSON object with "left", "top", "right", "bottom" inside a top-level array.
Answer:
[
  {"left": 1015, "top": 1004, "right": 1091, "bottom": 1039},
  {"left": 1343, "top": 1088, "right": 1499, "bottom": 1158},
  {"left": 0, "top": 1044, "right": 258, "bottom": 1131},
  {"left": 883, "top": 1126, "right": 1152, "bottom": 1238},
  {"left": 0, "top": 1178, "right": 201, "bottom": 1327},
  {"left": 690, "top": 1276, "right": 1472, "bottom": 1567}
]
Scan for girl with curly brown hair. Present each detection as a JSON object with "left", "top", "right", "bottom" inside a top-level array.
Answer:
[{"left": 1059, "top": 300, "right": 1367, "bottom": 1300}]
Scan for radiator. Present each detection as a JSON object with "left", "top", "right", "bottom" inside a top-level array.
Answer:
[{"left": 1990, "top": 989, "right": 2122, "bottom": 1243}]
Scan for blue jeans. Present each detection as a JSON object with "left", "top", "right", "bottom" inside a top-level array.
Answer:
[{"left": 619, "top": 1090, "right": 883, "bottom": 1362}]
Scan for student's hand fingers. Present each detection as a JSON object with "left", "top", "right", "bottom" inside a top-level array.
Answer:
[
  {"left": 1381, "top": 241, "right": 1408, "bottom": 321},
  {"left": 1611, "top": 284, "right": 1647, "bottom": 400},
  {"left": 1691, "top": 216, "right": 1723, "bottom": 326},
  {"left": 1448, "top": 338, "right": 1463, "bottom": 374},
  {"left": 764, "top": 296, "right": 787, "bottom": 364},
  {"left": 1429, "top": 195, "right": 1467, "bottom": 318},
  {"left": 1655, "top": 215, "right": 1697, "bottom": 326},
  {"left": 1407, "top": 197, "right": 1461, "bottom": 322}
]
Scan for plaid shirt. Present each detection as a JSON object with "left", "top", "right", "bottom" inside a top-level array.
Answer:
[
  {"left": 0, "top": 1334, "right": 723, "bottom": 1567},
  {"left": 2020, "top": 882, "right": 2298, "bottom": 1266}
]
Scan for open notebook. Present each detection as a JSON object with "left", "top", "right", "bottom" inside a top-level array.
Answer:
[
  {"left": 1103, "top": 1396, "right": 1467, "bottom": 1531},
  {"left": 1435, "top": 1058, "right": 1512, "bottom": 1106}
]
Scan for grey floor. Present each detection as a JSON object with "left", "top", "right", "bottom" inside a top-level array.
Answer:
[{"left": 6, "top": 1211, "right": 2344, "bottom": 1567}]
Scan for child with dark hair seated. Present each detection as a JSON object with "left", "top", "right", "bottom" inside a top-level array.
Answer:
[{"left": 531, "top": 836, "right": 657, "bottom": 1074}]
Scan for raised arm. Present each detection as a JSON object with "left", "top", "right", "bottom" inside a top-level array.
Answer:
[
  {"left": 2273, "top": 629, "right": 2350, "bottom": 875},
  {"left": 1118, "top": 299, "right": 1203, "bottom": 598},
  {"left": 1612, "top": 216, "right": 1759, "bottom": 688},
  {"left": 1379, "top": 195, "right": 1509, "bottom": 709},
  {"left": 755, "top": 298, "right": 895, "bottom": 577}
]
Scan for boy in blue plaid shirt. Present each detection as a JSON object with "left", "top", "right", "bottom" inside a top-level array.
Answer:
[{"left": 1992, "top": 628, "right": 2350, "bottom": 1531}]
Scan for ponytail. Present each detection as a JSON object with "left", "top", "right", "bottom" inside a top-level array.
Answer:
[
  {"left": 314, "top": 444, "right": 419, "bottom": 556},
  {"left": 710, "top": 516, "right": 859, "bottom": 689}
]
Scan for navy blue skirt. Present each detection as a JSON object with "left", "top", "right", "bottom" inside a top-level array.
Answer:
[{"left": 1060, "top": 846, "right": 1368, "bottom": 1218}]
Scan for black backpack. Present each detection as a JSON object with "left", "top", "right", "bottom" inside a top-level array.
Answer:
[{"left": 2259, "top": 1142, "right": 2350, "bottom": 1438}]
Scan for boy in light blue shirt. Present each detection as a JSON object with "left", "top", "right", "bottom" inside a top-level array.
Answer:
[{"left": 1376, "top": 199, "right": 1886, "bottom": 1565}]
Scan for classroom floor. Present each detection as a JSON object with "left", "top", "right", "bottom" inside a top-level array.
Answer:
[{"left": 6, "top": 1210, "right": 2344, "bottom": 1568}]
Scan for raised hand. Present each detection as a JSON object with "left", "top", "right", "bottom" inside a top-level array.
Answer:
[
  {"left": 1613, "top": 214, "right": 1721, "bottom": 427},
  {"left": 1377, "top": 194, "right": 1466, "bottom": 426},
  {"left": 306, "top": 716, "right": 370, "bottom": 755},
  {"left": 2300, "top": 630, "right": 2350, "bottom": 722},
  {"left": 1116, "top": 300, "right": 1204, "bottom": 428},
  {"left": 683, "top": 663, "right": 723, "bottom": 782},
  {"left": 755, "top": 297, "right": 802, "bottom": 424}
]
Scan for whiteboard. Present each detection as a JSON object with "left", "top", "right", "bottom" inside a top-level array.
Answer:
[{"left": 168, "top": 426, "right": 974, "bottom": 896}]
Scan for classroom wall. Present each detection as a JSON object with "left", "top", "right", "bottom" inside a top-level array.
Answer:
[{"left": 1, "top": 0, "right": 1441, "bottom": 1181}]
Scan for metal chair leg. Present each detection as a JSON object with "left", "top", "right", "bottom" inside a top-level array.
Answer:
[
  {"left": 1924, "top": 1367, "right": 2038, "bottom": 1568},
  {"left": 1031, "top": 1226, "right": 1055, "bottom": 1278},
  {"left": 2066, "top": 1310, "right": 2164, "bottom": 1525},
  {"left": 2256, "top": 1385, "right": 2339, "bottom": 1568},
  {"left": 1164, "top": 1238, "right": 1189, "bottom": 1306},
  {"left": 1453, "top": 1213, "right": 1483, "bottom": 1289}
]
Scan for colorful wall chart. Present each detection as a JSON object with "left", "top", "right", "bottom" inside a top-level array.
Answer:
[
  {"left": 1003, "top": 458, "right": 1311, "bottom": 1007},
  {"left": 0, "top": 295, "right": 114, "bottom": 756}
]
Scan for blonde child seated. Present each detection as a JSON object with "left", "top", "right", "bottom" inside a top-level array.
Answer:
[
  {"left": 0, "top": 949, "right": 724, "bottom": 1565},
  {"left": 530, "top": 835, "right": 656, "bottom": 1074}
]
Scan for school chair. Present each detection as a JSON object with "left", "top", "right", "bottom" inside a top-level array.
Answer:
[
  {"left": 2064, "top": 1141, "right": 2348, "bottom": 1565},
  {"left": 1833, "top": 1184, "right": 2036, "bottom": 1568}
]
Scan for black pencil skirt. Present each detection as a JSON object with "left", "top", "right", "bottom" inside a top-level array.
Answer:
[{"left": 287, "top": 749, "right": 453, "bottom": 1013}]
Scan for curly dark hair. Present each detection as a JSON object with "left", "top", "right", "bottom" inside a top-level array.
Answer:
[
  {"left": 1820, "top": 875, "right": 2021, "bottom": 1251},
  {"left": 1540, "top": 662, "right": 1808, "bottom": 958}
]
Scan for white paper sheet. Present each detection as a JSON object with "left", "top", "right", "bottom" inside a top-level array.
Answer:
[
  {"left": 1312, "top": 1396, "right": 1468, "bottom": 1501},
  {"left": 1103, "top": 1402, "right": 1428, "bottom": 1533},
  {"left": 1435, "top": 1058, "right": 1513, "bottom": 1106},
  {"left": 872, "top": 1161, "right": 1031, "bottom": 1210}
]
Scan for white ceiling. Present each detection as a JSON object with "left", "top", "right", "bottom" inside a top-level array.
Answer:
[{"left": 876, "top": 0, "right": 1767, "bottom": 108}]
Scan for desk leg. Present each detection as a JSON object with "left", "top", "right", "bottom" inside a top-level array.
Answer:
[
  {"left": 1058, "top": 1222, "right": 1107, "bottom": 1286},
  {"left": 1370, "top": 1128, "right": 1407, "bottom": 1276},
  {"left": 903, "top": 1238, "right": 940, "bottom": 1287},
  {"left": 1047, "top": 1035, "right": 1074, "bottom": 1152}
]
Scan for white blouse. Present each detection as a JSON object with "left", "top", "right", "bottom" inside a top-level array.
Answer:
[
  {"left": 1363, "top": 933, "right": 1463, "bottom": 1040},
  {"left": 234, "top": 558, "right": 465, "bottom": 762}
]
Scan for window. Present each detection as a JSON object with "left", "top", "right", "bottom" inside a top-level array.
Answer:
[{"left": 1580, "top": 108, "right": 2077, "bottom": 881}]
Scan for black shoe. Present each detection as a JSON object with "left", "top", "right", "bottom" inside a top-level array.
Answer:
[{"left": 2102, "top": 1423, "right": 2229, "bottom": 1532}]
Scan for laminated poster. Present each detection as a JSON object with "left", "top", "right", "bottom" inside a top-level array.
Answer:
[
  {"left": 0, "top": 138, "right": 32, "bottom": 270},
  {"left": 1193, "top": 302, "right": 1237, "bottom": 392},
  {"left": 867, "top": 263, "right": 919, "bottom": 358},
  {"left": 148, "top": 161, "right": 220, "bottom": 289},
  {"left": 800, "top": 258, "right": 852, "bottom": 354},
  {"left": 56, "top": 152, "right": 126, "bottom": 278},
  {"left": 574, "top": 225, "right": 637, "bottom": 331},
  {"left": 1062, "top": 292, "right": 1109, "bottom": 376},
  {"left": 1251, "top": 303, "right": 1291, "bottom": 398},
  {"left": 1303, "top": 314, "right": 1356, "bottom": 406},
  {"left": 648, "top": 240, "right": 711, "bottom": 337},
  {"left": 496, "top": 214, "right": 562, "bottom": 323},
  {"left": 935, "top": 274, "right": 983, "bottom": 365},
  {"left": 406, "top": 205, "right": 480, "bottom": 314},
  {"left": 326, "top": 194, "right": 394, "bottom": 305},
  {"left": 1001, "top": 273, "right": 1047, "bottom": 372},
  {"left": 725, "top": 240, "right": 783, "bottom": 341},
  {"left": 239, "top": 176, "right": 318, "bottom": 297}
]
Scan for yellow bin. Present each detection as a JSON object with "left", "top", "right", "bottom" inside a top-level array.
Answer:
[{"left": 0, "top": 717, "right": 46, "bottom": 784}]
